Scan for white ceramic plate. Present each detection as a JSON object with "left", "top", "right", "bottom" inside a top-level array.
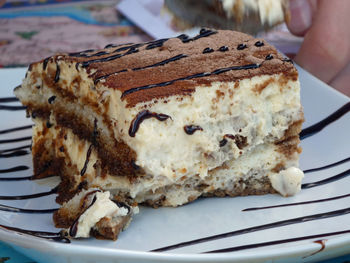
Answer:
[{"left": 0, "top": 67, "right": 349, "bottom": 263}]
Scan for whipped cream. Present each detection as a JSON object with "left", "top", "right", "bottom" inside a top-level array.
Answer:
[
  {"left": 270, "top": 167, "right": 304, "bottom": 197},
  {"left": 74, "top": 191, "right": 129, "bottom": 238}
]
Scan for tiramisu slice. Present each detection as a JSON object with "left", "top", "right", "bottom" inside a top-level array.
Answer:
[{"left": 15, "top": 29, "right": 304, "bottom": 240}]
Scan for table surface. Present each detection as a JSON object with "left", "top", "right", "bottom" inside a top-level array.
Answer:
[{"left": 0, "top": 1, "right": 349, "bottom": 262}]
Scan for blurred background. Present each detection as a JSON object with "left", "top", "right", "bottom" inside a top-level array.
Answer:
[{"left": 0, "top": 0, "right": 303, "bottom": 68}]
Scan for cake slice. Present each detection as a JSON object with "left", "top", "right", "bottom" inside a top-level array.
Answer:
[{"left": 15, "top": 29, "right": 304, "bottom": 240}]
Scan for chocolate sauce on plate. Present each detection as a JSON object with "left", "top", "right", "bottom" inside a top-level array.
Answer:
[
  {"left": 0, "top": 136, "right": 31, "bottom": 144},
  {"left": 304, "top": 156, "right": 350, "bottom": 173},
  {"left": 0, "top": 124, "right": 32, "bottom": 135},
  {"left": 204, "top": 231, "right": 346, "bottom": 254},
  {"left": 0, "top": 105, "right": 26, "bottom": 111},
  {"left": 0, "top": 165, "right": 29, "bottom": 173},
  {"left": 0, "top": 224, "right": 69, "bottom": 243},
  {"left": 302, "top": 168, "right": 350, "bottom": 189},
  {"left": 0, "top": 187, "right": 57, "bottom": 200},
  {"left": 300, "top": 102, "right": 350, "bottom": 140},
  {"left": 151, "top": 207, "right": 350, "bottom": 252},
  {"left": 242, "top": 193, "right": 350, "bottom": 212},
  {"left": 0, "top": 203, "right": 58, "bottom": 214}
]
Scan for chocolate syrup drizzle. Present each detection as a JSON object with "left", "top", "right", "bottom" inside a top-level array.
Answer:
[
  {"left": 80, "top": 144, "right": 93, "bottom": 177},
  {"left": 77, "top": 46, "right": 140, "bottom": 68},
  {"left": 0, "top": 224, "right": 70, "bottom": 243},
  {"left": 0, "top": 203, "right": 58, "bottom": 214},
  {"left": 204, "top": 230, "right": 349, "bottom": 253},
  {"left": 73, "top": 29, "right": 215, "bottom": 69},
  {"left": 0, "top": 175, "right": 34, "bottom": 181},
  {"left": 0, "top": 165, "right": 28, "bottom": 173},
  {"left": 54, "top": 63, "right": 60, "bottom": 83},
  {"left": 0, "top": 124, "right": 32, "bottom": 135},
  {"left": 302, "top": 168, "right": 350, "bottom": 189},
  {"left": 0, "top": 144, "right": 31, "bottom": 154},
  {"left": 0, "top": 97, "right": 19, "bottom": 103},
  {"left": 94, "top": 54, "right": 188, "bottom": 84},
  {"left": 0, "top": 105, "right": 26, "bottom": 111},
  {"left": 151, "top": 207, "right": 350, "bottom": 252},
  {"left": 0, "top": 150, "right": 28, "bottom": 158},
  {"left": 0, "top": 136, "right": 31, "bottom": 144},
  {"left": 300, "top": 102, "right": 350, "bottom": 140},
  {"left": 121, "top": 63, "right": 260, "bottom": 99},
  {"left": 303, "top": 156, "right": 350, "bottom": 174},
  {"left": 69, "top": 194, "right": 98, "bottom": 237},
  {"left": 184, "top": 125, "right": 203, "bottom": 135},
  {"left": 80, "top": 119, "right": 98, "bottom": 177},
  {"left": 0, "top": 187, "right": 57, "bottom": 200},
  {"left": 129, "top": 110, "right": 171, "bottom": 137},
  {"left": 242, "top": 193, "right": 350, "bottom": 212}
]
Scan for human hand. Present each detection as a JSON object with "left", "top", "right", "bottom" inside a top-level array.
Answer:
[{"left": 287, "top": 0, "right": 350, "bottom": 97}]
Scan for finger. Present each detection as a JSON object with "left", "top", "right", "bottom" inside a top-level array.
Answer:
[
  {"left": 329, "top": 62, "right": 350, "bottom": 97},
  {"left": 287, "top": 0, "right": 313, "bottom": 36},
  {"left": 294, "top": 0, "right": 350, "bottom": 84}
]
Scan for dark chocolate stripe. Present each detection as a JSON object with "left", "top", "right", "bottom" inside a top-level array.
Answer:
[
  {"left": 94, "top": 69, "right": 127, "bottom": 84},
  {"left": 300, "top": 102, "right": 350, "bottom": 140},
  {"left": 68, "top": 49, "right": 96, "bottom": 56},
  {"left": 302, "top": 168, "right": 350, "bottom": 189},
  {"left": 242, "top": 193, "right": 350, "bottom": 211},
  {"left": 0, "top": 224, "right": 69, "bottom": 243},
  {"left": 133, "top": 54, "right": 188, "bottom": 71},
  {"left": 43, "top": 57, "right": 50, "bottom": 70},
  {"left": 192, "top": 29, "right": 217, "bottom": 41},
  {"left": 0, "top": 124, "right": 33, "bottom": 135},
  {"left": 150, "top": 207, "right": 350, "bottom": 252},
  {"left": 0, "top": 105, "right": 26, "bottom": 110},
  {"left": 0, "top": 187, "right": 57, "bottom": 200},
  {"left": 0, "top": 150, "right": 28, "bottom": 158},
  {"left": 0, "top": 144, "right": 31, "bottom": 154},
  {"left": 80, "top": 144, "right": 93, "bottom": 177},
  {"left": 129, "top": 110, "right": 171, "bottom": 137},
  {"left": 78, "top": 46, "right": 140, "bottom": 68},
  {"left": 54, "top": 63, "right": 60, "bottom": 83},
  {"left": 219, "top": 139, "right": 227, "bottom": 147},
  {"left": 0, "top": 165, "right": 29, "bottom": 173},
  {"left": 0, "top": 175, "right": 34, "bottom": 181},
  {"left": 0, "top": 97, "right": 19, "bottom": 103},
  {"left": 0, "top": 203, "right": 58, "bottom": 214},
  {"left": 145, "top": 38, "right": 168, "bottom": 50},
  {"left": 94, "top": 54, "right": 188, "bottom": 84},
  {"left": 104, "top": 42, "right": 134, "bottom": 49},
  {"left": 69, "top": 194, "right": 97, "bottom": 237},
  {"left": 80, "top": 119, "right": 98, "bottom": 176},
  {"left": 204, "top": 229, "right": 350, "bottom": 253},
  {"left": 184, "top": 125, "right": 203, "bottom": 135},
  {"left": 121, "top": 63, "right": 260, "bottom": 98},
  {"left": 304, "top": 156, "right": 350, "bottom": 174},
  {"left": 70, "top": 50, "right": 109, "bottom": 58},
  {"left": 76, "top": 31, "right": 216, "bottom": 68},
  {"left": 0, "top": 136, "right": 31, "bottom": 144}
]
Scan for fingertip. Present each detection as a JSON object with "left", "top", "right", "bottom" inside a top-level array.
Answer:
[{"left": 287, "top": 0, "right": 313, "bottom": 36}]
